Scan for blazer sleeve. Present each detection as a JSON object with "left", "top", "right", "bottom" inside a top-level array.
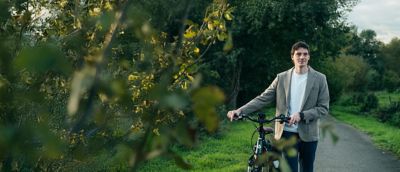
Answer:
[
  {"left": 238, "top": 75, "right": 278, "bottom": 114},
  {"left": 301, "top": 74, "right": 330, "bottom": 123}
]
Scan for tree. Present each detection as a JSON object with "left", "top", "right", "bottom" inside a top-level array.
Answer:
[
  {"left": 347, "top": 29, "right": 384, "bottom": 74},
  {"left": 1, "top": 0, "right": 233, "bottom": 171},
  {"left": 203, "top": 0, "right": 358, "bottom": 107},
  {"left": 381, "top": 38, "right": 400, "bottom": 76}
]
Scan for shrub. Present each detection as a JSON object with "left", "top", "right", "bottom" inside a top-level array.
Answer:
[
  {"left": 360, "top": 93, "right": 379, "bottom": 112},
  {"left": 366, "top": 69, "right": 383, "bottom": 90},
  {"left": 383, "top": 70, "right": 400, "bottom": 92},
  {"left": 352, "top": 93, "right": 366, "bottom": 105},
  {"left": 390, "top": 112, "right": 400, "bottom": 126},
  {"left": 376, "top": 101, "right": 400, "bottom": 123}
]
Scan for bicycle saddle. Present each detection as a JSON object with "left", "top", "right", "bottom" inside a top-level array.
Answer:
[{"left": 262, "top": 127, "right": 274, "bottom": 134}]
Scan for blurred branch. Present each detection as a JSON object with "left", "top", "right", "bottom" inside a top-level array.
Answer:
[
  {"left": 174, "top": 0, "right": 192, "bottom": 55},
  {"left": 171, "top": 41, "right": 214, "bottom": 85},
  {"left": 70, "top": 0, "right": 133, "bottom": 133}
]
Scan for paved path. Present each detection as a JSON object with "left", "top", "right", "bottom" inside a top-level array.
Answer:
[{"left": 315, "top": 115, "right": 400, "bottom": 172}]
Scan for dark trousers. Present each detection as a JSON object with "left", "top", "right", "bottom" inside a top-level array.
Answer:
[{"left": 281, "top": 131, "right": 318, "bottom": 172}]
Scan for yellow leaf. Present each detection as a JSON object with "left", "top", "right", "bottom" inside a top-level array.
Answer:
[
  {"left": 104, "top": 2, "right": 113, "bottom": 11},
  {"left": 187, "top": 74, "right": 194, "bottom": 81},
  {"left": 224, "top": 13, "right": 233, "bottom": 21},
  {"left": 207, "top": 23, "right": 214, "bottom": 30},
  {"left": 98, "top": 93, "right": 108, "bottom": 103},
  {"left": 194, "top": 47, "right": 200, "bottom": 54},
  {"left": 223, "top": 32, "right": 233, "bottom": 52},
  {"left": 184, "top": 30, "right": 196, "bottom": 39},
  {"left": 128, "top": 74, "right": 138, "bottom": 81},
  {"left": 89, "top": 7, "right": 101, "bottom": 16},
  {"left": 153, "top": 128, "right": 160, "bottom": 136}
]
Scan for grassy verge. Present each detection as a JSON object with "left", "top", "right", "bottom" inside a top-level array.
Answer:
[
  {"left": 138, "top": 110, "right": 278, "bottom": 171},
  {"left": 331, "top": 105, "right": 400, "bottom": 156},
  {"left": 375, "top": 91, "right": 400, "bottom": 107},
  {"left": 138, "top": 121, "right": 259, "bottom": 171}
]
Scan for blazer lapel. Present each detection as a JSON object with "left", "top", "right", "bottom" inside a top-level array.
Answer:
[
  {"left": 301, "top": 67, "right": 316, "bottom": 110},
  {"left": 284, "top": 68, "right": 294, "bottom": 109}
]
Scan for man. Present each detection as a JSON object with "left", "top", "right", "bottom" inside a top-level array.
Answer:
[{"left": 227, "top": 41, "right": 329, "bottom": 172}]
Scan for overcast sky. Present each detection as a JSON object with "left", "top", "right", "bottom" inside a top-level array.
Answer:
[{"left": 346, "top": 0, "right": 400, "bottom": 43}]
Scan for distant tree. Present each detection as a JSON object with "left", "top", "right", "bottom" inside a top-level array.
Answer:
[
  {"left": 381, "top": 38, "right": 400, "bottom": 76},
  {"left": 347, "top": 29, "right": 384, "bottom": 74}
]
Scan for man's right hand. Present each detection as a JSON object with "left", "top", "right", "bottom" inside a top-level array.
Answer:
[{"left": 227, "top": 109, "right": 241, "bottom": 121}]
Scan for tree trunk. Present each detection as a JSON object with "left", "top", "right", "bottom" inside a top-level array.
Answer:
[{"left": 228, "top": 58, "right": 242, "bottom": 109}]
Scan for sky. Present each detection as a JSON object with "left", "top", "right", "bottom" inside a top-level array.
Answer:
[
  {"left": 346, "top": 0, "right": 400, "bottom": 43},
  {"left": 23, "top": 0, "right": 399, "bottom": 44}
]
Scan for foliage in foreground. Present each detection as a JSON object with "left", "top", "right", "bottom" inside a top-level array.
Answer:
[{"left": 0, "top": 0, "right": 233, "bottom": 171}]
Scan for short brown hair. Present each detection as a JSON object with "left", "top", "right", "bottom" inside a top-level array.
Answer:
[{"left": 291, "top": 41, "right": 309, "bottom": 55}]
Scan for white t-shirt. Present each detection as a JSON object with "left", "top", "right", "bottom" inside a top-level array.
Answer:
[{"left": 284, "top": 71, "right": 308, "bottom": 132}]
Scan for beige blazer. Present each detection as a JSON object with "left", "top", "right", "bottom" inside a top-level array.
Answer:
[{"left": 238, "top": 66, "right": 329, "bottom": 142}]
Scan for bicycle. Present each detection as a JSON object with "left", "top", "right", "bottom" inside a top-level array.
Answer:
[{"left": 235, "top": 113, "right": 291, "bottom": 172}]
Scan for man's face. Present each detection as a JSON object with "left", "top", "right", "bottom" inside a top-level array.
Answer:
[{"left": 291, "top": 47, "right": 310, "bottom": 68}]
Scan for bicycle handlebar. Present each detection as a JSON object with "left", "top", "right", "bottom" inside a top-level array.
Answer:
[{"left": 234, "top": 113, "right": 290, "bottom": 124}]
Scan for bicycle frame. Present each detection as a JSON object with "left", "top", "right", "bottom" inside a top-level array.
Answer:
[{"left": 236, "top": 113, "right": 290, "bottom": 172}]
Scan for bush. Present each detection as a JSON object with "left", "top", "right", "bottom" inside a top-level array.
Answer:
[
  {"left": 390, "top": 112, "right": 400, "bottom": 126},
  {"left": 366, "top": 69, "right": 383, "bottom": 90},
  {"left": 383, "top": 70, "right": 400, "bottom": 92},
  {"left": 320, "top": 59, "right": 344, "bottom": 103},
  {"left": 376, "top": 101, "right": 400, "bottom": 124},
  {"left": 360, "top": 93, "right": 379, "bottom": 112},
  {"left": 351, "top": 93, "right": 366, "bottom": 105}
]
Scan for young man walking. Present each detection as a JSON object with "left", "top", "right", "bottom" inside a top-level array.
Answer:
[{"left": 227, "top": 41, "right": 330, "bottom": 172}]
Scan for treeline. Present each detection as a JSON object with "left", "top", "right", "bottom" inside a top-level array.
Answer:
[
  {"left": 324, "top": 30, "right": 400, "bottom": 100},
  {"left": 0, "top": 0, "right": 399, "bottom": 171}
]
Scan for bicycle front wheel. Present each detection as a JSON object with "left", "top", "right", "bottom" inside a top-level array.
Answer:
[{"left": 247, "top": 165, "right": 274, "bottom": 172}]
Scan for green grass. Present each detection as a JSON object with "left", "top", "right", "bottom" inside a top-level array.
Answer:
[
  {"left": 137, "top": 106, "right": 285, "bottom": 172},
  {"left": 375, "top": 91, "right": 400, "bottom": 107},
  {"left": 138, "top": 121, "right": 260, "bottom": 171},
  {"left": 331, "top": 105, "right": 400, "bottom": 156},
  {"left": 139, "top": 109, "right": 278, "bottom": 171}
]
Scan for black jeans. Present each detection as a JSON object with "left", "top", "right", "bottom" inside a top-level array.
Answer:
[{"left": 281, "top": 131, "right": 318, "bottom": 172}]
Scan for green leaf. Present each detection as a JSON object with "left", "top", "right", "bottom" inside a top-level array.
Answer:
[
  {"left": 167, "top": 150, "right": 192, "bottom": 170},
  {"left": 217, "top": 32, "right": 228, "bottom": 41},
  {"left": 14, "top": 44, "right": 72, "bottom": 75},
  {"left": 0, "top": 1, "right": 10, "bottom": 23},
  {"left": 184, "top": 19, "right": 194, "bottom": 25},
  {"left": 330, "top": 131, "right": 339, "bottom": 145},
  {"left": 286, "top": 147, "right": 297, "bottom": 157},
  {"left": 174, "top": 121, "right": 197, "bottom": 147},
  {"left": 162, "top": 94, "right": 188, "bottom": 110},
  {"left": 223, "top": 32, "right": 233, "bottom": 52},
  {"left": 112, "top": 144, "right": 135, "bottom": 164},
  {"left": 35, "top": 123, "right": 65, "bottom": 159},
  {"left": 279, "top": 157, "right": 291, "bottom": 172},
  {"left": 191, "top": 86, "right": 225, "bottom": 132},
  {"left": 0, "top": 74, "right": 10, "bottom": 101}
]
